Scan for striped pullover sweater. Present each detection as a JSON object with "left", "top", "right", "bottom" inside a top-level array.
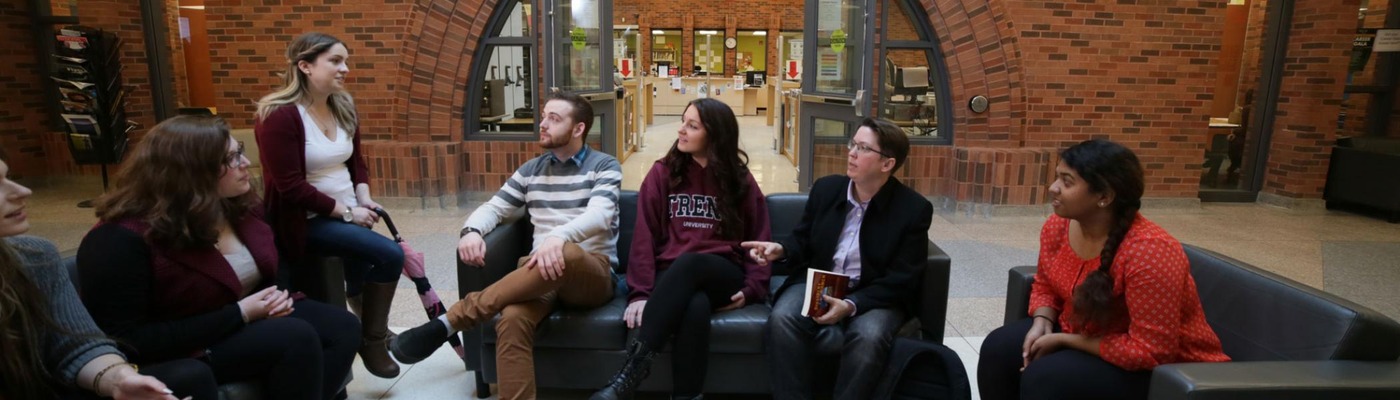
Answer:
[{"left": 463, "top": 146, "right": 623, "bottom": 265}]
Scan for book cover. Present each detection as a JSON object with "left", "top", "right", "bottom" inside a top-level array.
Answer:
[{"left": 801, "top": 268, "right": 852, "bottom": 317}]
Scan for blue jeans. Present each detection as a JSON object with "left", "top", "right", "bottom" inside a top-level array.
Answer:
[{"left": 305, "top": 217, "right": 404, "bottom": 295}]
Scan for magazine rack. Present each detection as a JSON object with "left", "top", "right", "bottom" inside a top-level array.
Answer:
[{"left": 50, "top": 26, "right": 132, "bottom": 207}]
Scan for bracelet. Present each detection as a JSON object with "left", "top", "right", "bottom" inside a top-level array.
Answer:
[
  {"left": 92, "top": 362, "right": 137, "bottom": 393},
  {"left": 1033, "top": 314, "right": 1055, "bottom": 323}
]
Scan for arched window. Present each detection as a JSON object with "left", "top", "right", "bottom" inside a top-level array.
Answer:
[
  {"left": 879, "top": 0, "right": 953, "bottom": 144},
  {"left": 465, "top": 0, "right": 538, "bottom": 140}
]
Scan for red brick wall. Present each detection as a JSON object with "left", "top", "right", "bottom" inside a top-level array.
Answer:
[
  {"left": 0, "top": 0, "right": 48, "bottom": 177},
  {"left": 1008, "top": 1, "right": 1228, "bottom": 198},
  {"left": 1262, "top": 0, "right": 1362, "bottom": 198}
]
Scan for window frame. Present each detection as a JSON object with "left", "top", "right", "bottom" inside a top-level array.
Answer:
[
  {"left": 877, "top": 0, "right": 954, "bottom": 145},
  {"left": 464, "top": 0, "right": 539, "bottom": 141}
]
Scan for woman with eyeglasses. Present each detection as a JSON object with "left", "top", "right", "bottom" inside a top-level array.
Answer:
[
  {"left": 742, "top": 118, "right": 934, "bottom": 400},
  {"left": 254, "top": 32, "right": 403, "bottom": 378},
  {"left": 592, "top": 98, "right": 772, "bottom": 400},
  {"left": 77, "top": 115, "right": 361, "bottom": 400}
]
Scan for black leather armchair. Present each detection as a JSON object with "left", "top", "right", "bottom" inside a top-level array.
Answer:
[
  {"left": 457, "top": 191, "right": 952, "bottom": 396},
  {"left": 1325, "top": 136, "right": 1400, "bottom": 223},
  {"left": 1003, "top": 244, "right": 1400, "bottom": 400}
]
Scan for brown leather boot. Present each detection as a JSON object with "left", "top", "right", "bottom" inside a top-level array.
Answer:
[{"left": 359, "top": 282, "right": 401, "bottom": 378}]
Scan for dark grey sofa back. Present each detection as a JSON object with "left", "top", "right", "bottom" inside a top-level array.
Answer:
[
  {"left": 615, "top": 191, "right": 639, "bottom": 274},
  {"left": 1186, "top": 245, "right": 1400, "bottom": 362}
]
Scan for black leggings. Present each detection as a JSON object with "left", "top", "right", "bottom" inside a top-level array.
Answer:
[
  {"left": 637, "top": 253, "right": 746, "bottom": 396},
  {"left": 978, "top": 318, "right": 1151, "bottom": 400},
  {"left": 205, "top": 298, "right": 360, "bottom": 400}
]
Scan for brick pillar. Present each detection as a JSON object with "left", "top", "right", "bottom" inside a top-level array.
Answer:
[{"left": 1261, "top": 0, "right": 1362, "bottom": 200}]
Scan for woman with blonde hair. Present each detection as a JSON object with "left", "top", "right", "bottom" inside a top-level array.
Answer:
[
  {"left": 79, "top": 115, "right": 360, "bottom": 400},
  {"left": 254, "top": 32, "right": 403, "bottom": 378}
]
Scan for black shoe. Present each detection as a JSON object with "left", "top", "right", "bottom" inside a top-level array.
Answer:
[
  {"left": 389, "top": 320, "right": 450, "bottom": 364},
  {"left": 590, "top": 340, "right": 655, "bottom": 400}
]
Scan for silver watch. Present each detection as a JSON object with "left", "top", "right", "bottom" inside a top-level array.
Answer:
[{"left": 342, "top": 206, "right": 354, "bottom": 223}]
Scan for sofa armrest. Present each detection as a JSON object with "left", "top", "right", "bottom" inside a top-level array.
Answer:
[
  {"left": 1149, "top": 361, "right": 1400, "bottom": 400},
  {"left": 457, "top": 216, "right": 533, "bottom": 295},
  {"left": 1003, "top": 266, "right": 1036, "bottom": 325},
  {"left": 917, "top": 240, "right": 952, "bottom": 342}
]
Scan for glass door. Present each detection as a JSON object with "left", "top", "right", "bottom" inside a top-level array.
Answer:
[
  {"left": 798, "top": 0, "right": 873, "bottom": 190},
  {"left": 544, "top": 0, "right": 617, "bottom": 155}
]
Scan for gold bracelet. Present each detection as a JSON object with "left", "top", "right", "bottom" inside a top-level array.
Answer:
[{"left": 92, "top": 362, "right": 138, "bottom": 394}]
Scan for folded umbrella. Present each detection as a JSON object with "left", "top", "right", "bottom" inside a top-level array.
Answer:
[{"left": 374, "top": 208, "right": 465, "bottom": 359}]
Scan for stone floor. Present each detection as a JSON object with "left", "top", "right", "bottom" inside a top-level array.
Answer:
[{"left": 23, "top": 115, "right": 1400, "bottom": 399}]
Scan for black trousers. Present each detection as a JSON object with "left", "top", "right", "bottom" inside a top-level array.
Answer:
[
  {"left": 204, "top": 298, "right": 360, "bottom": 400},
  {"left": 767, "top": 282, "right": 905, "bottom": 400},
  {"left": 978, "top": 318, "right": 1151, "bottom": 400},
  {"left": 636, "top": 253, "right": 746, "bottom": 397}
]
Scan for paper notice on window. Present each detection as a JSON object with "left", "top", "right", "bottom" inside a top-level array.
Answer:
[
  {"left": 671, "top": 78, "right": 682, "bottom": 90},
  {"left": 1375, "top": 29, "right": 1400, "bottom": 52}
]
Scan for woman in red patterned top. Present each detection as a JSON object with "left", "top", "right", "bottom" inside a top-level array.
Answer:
[{"left": 977, "top": 139, "right": 1229, "bottom": 400}]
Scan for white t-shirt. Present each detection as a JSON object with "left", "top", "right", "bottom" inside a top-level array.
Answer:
[
  {"left": 298, "top": 104, "right": 357, "bottom": 218},
  {"left": 220, "top": 238, "right": 262, "bottom": 297}
]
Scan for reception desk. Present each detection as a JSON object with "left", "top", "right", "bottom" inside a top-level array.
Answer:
[{"left": 645, "top": 76, "right": 773, "bottom": 116}]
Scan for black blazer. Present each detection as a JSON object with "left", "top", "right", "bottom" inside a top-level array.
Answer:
[{"left": 775, "top": 174, "right": 934, "bottom": 315}]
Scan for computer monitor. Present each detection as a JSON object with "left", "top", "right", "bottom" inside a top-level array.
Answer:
[{"left": 744, "top": 71, "right": 767, "bottom": 87}]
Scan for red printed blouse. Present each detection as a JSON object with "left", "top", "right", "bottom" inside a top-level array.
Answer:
[{"left": 1029, "top": 213, "right": 1230, "bottom": 371}]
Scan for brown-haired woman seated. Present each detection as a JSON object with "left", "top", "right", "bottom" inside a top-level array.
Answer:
[
  {"left": 0, "top": 158, "right": 183, "bottom": 400},
  {"left": 77, "top": 116, "right": 361, "bottom": 400},
  {"left": 977, "top": 139, "right": 1229, "bottom": 400}
]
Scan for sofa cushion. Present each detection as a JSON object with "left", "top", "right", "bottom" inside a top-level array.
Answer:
[
  {"left": 1187, "top": 245, "right": 1400, "bottom": 362},
  {"left": 627, "top": 302, "right": 774, "bottom": 354},
  {"left": 482, "top": 295, "right": 630, "bottom": 351}
]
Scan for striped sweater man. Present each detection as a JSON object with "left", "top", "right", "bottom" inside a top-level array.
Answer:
[{"left": 461, "top": 144, "right": 623, "bottom": 265}]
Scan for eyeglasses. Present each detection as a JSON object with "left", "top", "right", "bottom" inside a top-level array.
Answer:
[
  {"left": 225, "top": 141, "right": 248, "bottom": 168},
  {"left": 847, "top": 139, "right": 891, "bottom": 158}
]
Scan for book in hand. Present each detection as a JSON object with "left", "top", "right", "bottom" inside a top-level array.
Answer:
[{"left": 801, "top": 268, "right": 851, "bottom": 317}]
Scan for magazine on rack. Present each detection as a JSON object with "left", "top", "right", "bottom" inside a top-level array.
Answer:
[
  {"left": 62, "top": 114, "right": 101, "bottom": 137},
  {"left": 801, "top": 268, "right": 852, "bottom": 317}
]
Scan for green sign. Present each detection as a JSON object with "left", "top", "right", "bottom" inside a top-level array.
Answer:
[
  {"left": 571, "top": 27, "right": 586, "bottom": 50},
  {"left": 831, "top": 29, "right": 847, "bottom": 52}
]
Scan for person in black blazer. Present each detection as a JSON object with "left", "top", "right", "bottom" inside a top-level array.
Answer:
[{"left": 742, "top": 117, "right": 934, "bottom": 400}]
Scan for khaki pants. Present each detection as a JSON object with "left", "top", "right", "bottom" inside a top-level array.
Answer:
[{"left": 445, "top": 242, "right": 614, "bottom": 400}]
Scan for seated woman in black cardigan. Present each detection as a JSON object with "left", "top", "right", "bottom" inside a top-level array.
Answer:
[{"left": 77, "top": 115, "right": 360, "bottom": 400}]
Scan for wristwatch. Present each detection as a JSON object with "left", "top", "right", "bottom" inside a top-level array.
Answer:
[
  {"left": 342, "top": 206, "right": 354, "bottom": 223},
  {"left": 461, "top": 227, "right": 484, "bottom": 237}
]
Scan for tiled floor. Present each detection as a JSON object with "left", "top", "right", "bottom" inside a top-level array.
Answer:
[{"left": 23, "top": 115, "right": 1400, "bottom": 399}]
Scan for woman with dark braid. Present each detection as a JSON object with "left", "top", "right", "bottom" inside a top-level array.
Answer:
[{"left": 977, "top": 139, "right": 1229, "bottom": 400}]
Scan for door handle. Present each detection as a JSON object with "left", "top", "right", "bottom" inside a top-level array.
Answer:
[{"left": 854, "top": 89, "right": 867, "bottom": 118}]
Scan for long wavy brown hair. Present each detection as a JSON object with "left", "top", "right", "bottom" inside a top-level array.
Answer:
[
  {"left": 95, "top": 115, "right": 258, "bottom": 249},
  {"left": 0, "top": 240, "right": 62, "bottom": 398},
  {"left": 664, "top": 98, "right": 750, "bottom": 239}
]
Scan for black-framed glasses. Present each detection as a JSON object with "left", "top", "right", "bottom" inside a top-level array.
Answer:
[
  {"left": 847, "top": 139, "right": 891, "bottom": 158},
  {"left": 225, "top": 141, "right": 247, "bottom": 168}
]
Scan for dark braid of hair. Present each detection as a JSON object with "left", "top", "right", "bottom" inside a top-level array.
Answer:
[
  {"left": 1070, "top": 200, "right": 1138, "bottom": 331},
  {"left": 1062, "top": 138, "right": 1145, "bottom": 333}
]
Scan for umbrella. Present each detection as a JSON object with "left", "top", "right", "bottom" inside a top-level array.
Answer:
[{"left": 374, "top": 208, "right": 466, "bottom": 360}]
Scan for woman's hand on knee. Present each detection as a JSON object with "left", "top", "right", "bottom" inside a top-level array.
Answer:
[
  {"left": 237, "top": 286, "right": 294, "bottom": 322},
  {"left": 113, "top": 374, "right": 186, "bottom": 400},
  {"left": 716, "top": 291, "right": 746, "bottom": 312},
  {"left": 1023, "top": 333, "right": 1069, "bottom": 370},
  {"left": 1021, "top": 317, "right": 1055, "bottom": 369},
  {"left": 624, "top": 300, "right": 647, "bottom": 329}
]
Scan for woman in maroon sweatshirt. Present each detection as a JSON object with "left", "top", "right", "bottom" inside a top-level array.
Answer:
[{"left": 593, "top": 98, "right": 772, "bottom": 400}]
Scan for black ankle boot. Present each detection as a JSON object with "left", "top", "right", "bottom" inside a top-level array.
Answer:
[
  {"left": 389, "top": 319, "right": 451, "bottom": 364},
  {"left": 590, "top": 339, "right": 655, "bottom": 400}
]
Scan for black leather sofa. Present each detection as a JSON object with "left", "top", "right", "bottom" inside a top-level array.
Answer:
[
  {"left": 1325, "top": 136, "right": 1400, "bottom": 223},
  {"left": 456, "top": 191, "right": 952, "bottom": 396},
  {"left": 1002, "top": 244, "right": 1400, "bottom": 400}
]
